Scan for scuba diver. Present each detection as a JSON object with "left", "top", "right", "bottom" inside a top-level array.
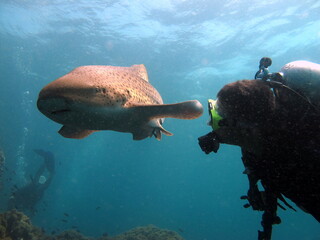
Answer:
[
  {"left": 198, "top": 58, "right": 320, "bottom": 240},
  {"left": 7, "top": 149, "right": 55, "bottom": 214}
]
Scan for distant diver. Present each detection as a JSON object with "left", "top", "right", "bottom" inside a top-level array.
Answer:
[
  {"left": 37, "top": 64, "right": 203, "bottom": 140},
  {"left": 7, "top": 149, "right": 55, "bottom": 214},
  {"left": 198, "top": 58, "right": 320, "bottom": 240}
]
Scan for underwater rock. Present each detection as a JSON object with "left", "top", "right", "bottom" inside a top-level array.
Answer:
[
  {"left": 98, "top": 224, "right": 184, "bottom": 240},
  {"left": 0, "top": 211, "right": 90, "bottom": 240},
  {"left": 52, "top": 229, "right": 93, "bottom": 240},
  {"left": 0, "top": 209, "right": 44, "bottom": 240},
  {"left": 0, "top": 210, "right": 184, "bottom": 240}
]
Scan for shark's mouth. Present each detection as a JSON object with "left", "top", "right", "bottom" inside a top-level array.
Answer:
[
  {"left": 37, "top": 97, "right": 72, "bottom": 117},
  {"left": 51, "top": 109, "right": 71, "bottom": 115}
]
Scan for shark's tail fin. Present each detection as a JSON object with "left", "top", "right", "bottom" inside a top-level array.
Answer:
[{"left": 132, "top": 100, "right": 204, "bottom": 120}]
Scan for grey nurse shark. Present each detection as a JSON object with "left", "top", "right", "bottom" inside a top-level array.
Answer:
[{"left": 37, "top": 64, "right": 203, "bottom": 140}]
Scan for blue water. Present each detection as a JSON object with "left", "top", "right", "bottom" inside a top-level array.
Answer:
[{"left": 0, "top": 0, "right": 319, "bottom": 239}]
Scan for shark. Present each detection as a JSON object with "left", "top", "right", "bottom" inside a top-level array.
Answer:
[{"left": 37, "top": 64, "right": 203, "bottom": 140}]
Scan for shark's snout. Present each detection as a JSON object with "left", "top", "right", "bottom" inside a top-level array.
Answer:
[{"left": 37, "top": 97, "right": 71, "bottom": 119}]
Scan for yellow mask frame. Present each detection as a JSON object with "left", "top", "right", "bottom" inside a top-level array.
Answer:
[{"left": 208, "top": 99, "right": 223, "bottom": 131}]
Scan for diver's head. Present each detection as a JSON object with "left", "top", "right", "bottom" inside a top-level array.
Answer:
[
  {"left": 216, "top": 80, "right": 275, "bottom": 124},
  {"left": 212, "top": 80, "right": 276, "bottom": 149}
]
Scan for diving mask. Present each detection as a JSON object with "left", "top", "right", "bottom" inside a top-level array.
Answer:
[
  {"left": 198, "top": 99, "right": 223, "bottom": 154},
  {"left": 208, "top": 99, "right": 223, "bottom": 131}
]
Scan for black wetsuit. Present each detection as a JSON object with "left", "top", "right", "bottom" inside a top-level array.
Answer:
[{"left": 241, "top": 93, "right": 320, "bottom": 239}]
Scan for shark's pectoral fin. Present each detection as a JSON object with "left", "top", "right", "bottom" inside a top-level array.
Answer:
[{"left": 59, "top": 126, "right": 95, "bottom": 139}]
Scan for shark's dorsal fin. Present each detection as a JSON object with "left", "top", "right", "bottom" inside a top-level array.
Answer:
[
  {"left": 130, "top": 64, "right": 149, "bottom": 82},
  {"left": 59, "top": 126, "right": 95, "bottom": 139}
]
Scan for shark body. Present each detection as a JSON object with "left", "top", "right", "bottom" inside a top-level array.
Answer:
[{"left": 37, "top": 64, "right": 203, "bottom": 140}]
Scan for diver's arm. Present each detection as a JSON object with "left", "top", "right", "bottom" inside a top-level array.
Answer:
[
  {"left": 240, "top": 150, "right": 265, "bottom": 211},
  {"left": 258, "top": 182, "right": 280, "bottom": 240},
  {"left": 34, "top": 149, "right": 55, "bottom": 174}
]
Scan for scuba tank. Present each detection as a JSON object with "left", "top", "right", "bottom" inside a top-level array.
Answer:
[{"left": 280, "top": 61, "right": 320, "bottom": 108}]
